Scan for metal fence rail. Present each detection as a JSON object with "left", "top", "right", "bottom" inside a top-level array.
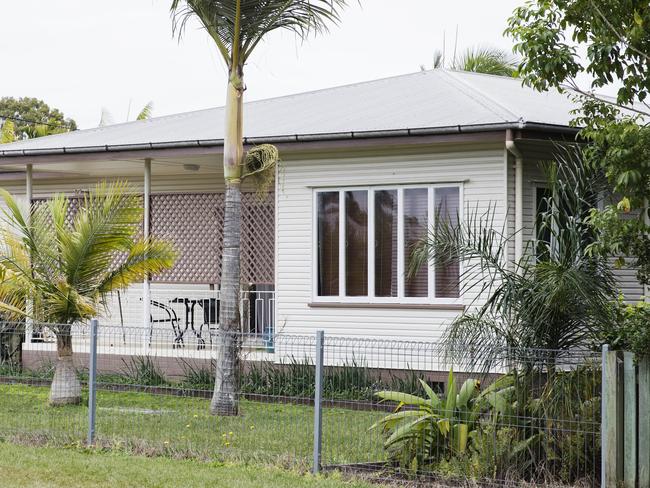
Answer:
[{"left": 0, "top": 321, "right": 606, "bottom": 486}]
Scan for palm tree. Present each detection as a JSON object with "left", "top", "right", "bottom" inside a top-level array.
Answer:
[
  {"left": 0, "top": 181, "right": 176, "bottom": 405},
  {"left": 170, "top": 0, "right": 348, "bottom": 416},
  {"left": 412, "top": 147, "right": 616, "bottom": 372},
  {"left": 433, "top": 46, "right": 517, "bottom": 77}
]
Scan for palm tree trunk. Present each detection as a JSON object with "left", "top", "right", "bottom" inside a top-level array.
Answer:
[
  {"left": 49, "top": 325, "right": 81, "bottom": 406},
  {"left": 211, "top": 69, "right": 244, "bottom": 416}
]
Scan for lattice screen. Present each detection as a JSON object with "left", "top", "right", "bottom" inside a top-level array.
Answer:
[
  {"left": 150, "top": 192, "right": 274, "bottom": 284},
  {"left": 34, "top": 192, "right": 275, "bottom": 285},
  {"left": 240, "top": 192, "right": 275, "bottom": 284}
]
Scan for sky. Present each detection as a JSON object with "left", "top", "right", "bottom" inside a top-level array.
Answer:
[{"left": 1, "top": 0, "right": 524, "bottom": 129}]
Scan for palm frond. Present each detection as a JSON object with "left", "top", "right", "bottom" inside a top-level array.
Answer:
[
  {"left": 415, "top": 146, "right": 617, "bottom": 371},
  {"left": 98, "top": 238, "right": 177, "bottom": 293},
  {"left": 136, "top": 101, "right": 154, "bottom": 120},
  {"left": 63, "top": 181, "right": 144, "bottom": 292},
  {"left": 0, "top": 180, "right": 176, "bottom": 325},
  {"left": 98, "top": 108, "right": 114, "bottom": 127},
  {"left": 453, "top": 46, "right": 517, "bottom": 77},
  {"left": 171, "top": 0, "right": 348, "bottom": 67}
]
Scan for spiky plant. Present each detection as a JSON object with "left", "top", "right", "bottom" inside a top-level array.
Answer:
[
  {"left": 433, "top": 46, "right": 517, "bottom": 77},
  {"left": 453, "top": 47, "right": 517, "bottom": 77},
  {"left": 170, "top": 0, "right": 349, "bottom": 416},
  {"left": 412, "top": 147, "right": 617, "bottom": 372},
  {"left": 0, "top": 181, "right": 176, "bottom": 405}
]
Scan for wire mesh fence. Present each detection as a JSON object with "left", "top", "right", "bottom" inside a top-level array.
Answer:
[{"left": 0, "top": 321, "right": 602, "bottom": 486}]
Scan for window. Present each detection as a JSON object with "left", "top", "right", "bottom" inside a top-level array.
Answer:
[
  {"left": 316, "top": 192, "right": 340, "bottom": 296},
  {"left": 314, "top": 185, "right": 461, "bottom": 302}
]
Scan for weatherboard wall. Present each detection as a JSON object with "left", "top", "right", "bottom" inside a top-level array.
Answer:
[{"left": 275, "top": 147, "right": 507, "bottom": 340}]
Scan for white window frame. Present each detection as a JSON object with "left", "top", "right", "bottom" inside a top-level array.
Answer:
[{"left": 312, "top": 183, "right": 463, "bottom": 305}]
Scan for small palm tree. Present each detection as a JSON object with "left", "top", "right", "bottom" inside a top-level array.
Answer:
[
  {"left": 0, "top": 181, "right": 176, "bottom": 405},
  {"left": 434, "top": 46, "right": 517, "bottom": 77},
  {"left": 412, "top": 147, "right": 616, "bottom": 371},
  {"left": 170, "top": 0, "right": 348, "bottom": 416}
]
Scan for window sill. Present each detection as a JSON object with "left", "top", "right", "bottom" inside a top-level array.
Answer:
[{"left": 307, "top": 302, "right": 465, "bottom": 311}]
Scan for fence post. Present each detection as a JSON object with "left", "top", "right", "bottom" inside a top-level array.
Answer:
[
  {"left": 312, "top": 330, "right": 324, "bottom": 475},
  {"left": 623, "top": 352, "right": 636, "bottom": 488},
  {"left": 639, "top": 357, "right": 650, "bottom": 488},
  {"left": 602, "top": 344, "right": 618, "bottom": 488},
  {"left": 87, "top": 318, "right": 98, "bottom": 446}
]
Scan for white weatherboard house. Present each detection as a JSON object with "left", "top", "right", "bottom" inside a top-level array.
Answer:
[{"left": 0, "top": 69, "right": 644, "bottom": 353}]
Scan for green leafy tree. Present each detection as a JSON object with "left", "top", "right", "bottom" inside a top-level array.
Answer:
[
  {"left": 0, "top": 181, "right": 176, "bottom": 405},
  {"left": 170, "top": 0, "right": 348, "bottom": 416},
  {"left": 0, "top": 97, "right": 77, "bottom": 142},
  {"left": 505, "top": 0, "right": 650, "bottom": 286}
]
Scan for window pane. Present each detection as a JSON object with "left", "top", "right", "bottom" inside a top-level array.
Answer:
[
  {"left": 375, "top": 190, "right": 398, "bottom": 297},
  {"left": 435, "top": 187, "right": 460, "bottom": 298},
  {"left": 345, "top": 190, "right": 368, "bottom": 296},
  {"left": 317, "top": 192, "right": 339, "bottom": 296},
  {"left": 404, "top": 188, "right": 429, "bottom": 297}
]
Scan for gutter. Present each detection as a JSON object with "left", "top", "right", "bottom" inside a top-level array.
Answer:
[{"left": 0, "top": 121, "right": 579, "bottom": 158}]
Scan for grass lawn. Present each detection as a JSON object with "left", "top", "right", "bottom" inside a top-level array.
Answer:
[
  {"left": 0, "top": 442, "right": 377, "bottom": 488},
  {"left": 0, "top": 384, "right": 386, "bottom": 469}
]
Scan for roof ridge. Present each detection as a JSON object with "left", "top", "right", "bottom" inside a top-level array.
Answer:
[{"left": 438, "top": 70, "right": 522, "bottom": 123}]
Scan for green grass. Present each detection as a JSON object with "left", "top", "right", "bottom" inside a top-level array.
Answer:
[
  {"left": 0, "top": 384, "right": 386, "bottom": 468},
  {"left": 0, "top": 442, "right": 376, "bottom": 488}
]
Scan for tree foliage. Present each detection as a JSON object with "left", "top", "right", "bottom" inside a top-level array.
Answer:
[
  {"left": 0, "top": 181, "right": 176, "bottom": 325},
  {"left": 505, "top": 0, "right": 650, "bottom": 286},
  {"left": 0, "top": 181, "right": 176, "bottom": 404},
  {"left": 0, "top": 97, "right": 77, "bottom": 142},
  {"left": 171, "top": 0, "right": 345, "bottom": 73},
  {"left": 434, "top": 46, "right": 518, "bottom": 77}
]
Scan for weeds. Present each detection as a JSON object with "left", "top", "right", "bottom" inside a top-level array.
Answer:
[{"left": 121, "top": 357, "right": 168, "bottom": 386}]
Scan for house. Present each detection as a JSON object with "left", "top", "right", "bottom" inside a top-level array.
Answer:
[{"left": 0, "top": 69, "right": 644, "bottom": 352}]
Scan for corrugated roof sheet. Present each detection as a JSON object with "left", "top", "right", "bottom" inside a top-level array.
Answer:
[{"left": 0, "top": 69, "right": 578, "bottom": 154}]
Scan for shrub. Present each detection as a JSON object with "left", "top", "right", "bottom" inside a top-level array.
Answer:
[
  {"left": 370, "top": 370, "right": 486, "bottom": 472},
  {"left": 603, "top": 297, "right": 650, "bottom": 357},
  {"left": 121, "top": 357, "right": 168, "bottom": 386}
]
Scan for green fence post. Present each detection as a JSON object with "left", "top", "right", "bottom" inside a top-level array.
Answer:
[
  {"left": 602, "top": 345, "right": 618, "bottom": 488},
  {"left": 623, "top": 352, "right": 636, "bottom": 488},
  {"left": 639, "top": 357, "right": 650, "bottom": 488}
]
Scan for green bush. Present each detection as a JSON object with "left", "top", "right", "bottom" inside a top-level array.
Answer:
[
  {"left": 370, "top": 370, "right": 489, "bottom": 472},
  {"left": 369, "top": 366, "right": 601, "bottom": 485},
  {"left": 603, "top": 297, "right": 650, "bottom": 357}
]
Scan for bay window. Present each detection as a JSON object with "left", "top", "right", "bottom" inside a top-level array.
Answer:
[{"left": 314, "top": 185, "right": 461, "bottom": 302}]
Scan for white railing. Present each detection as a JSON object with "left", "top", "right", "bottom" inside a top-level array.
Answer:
[{"left": 27, "top": 285, "right": 275, "bottom": 352}]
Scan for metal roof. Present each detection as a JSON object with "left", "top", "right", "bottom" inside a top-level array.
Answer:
[{"left": 0, "top": 69, "right": 579, "bottom": 157}]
